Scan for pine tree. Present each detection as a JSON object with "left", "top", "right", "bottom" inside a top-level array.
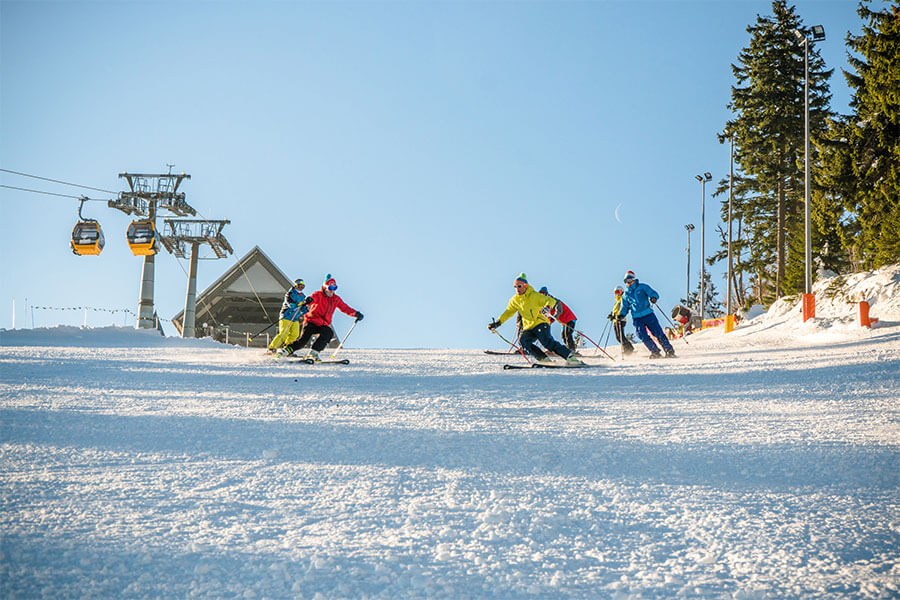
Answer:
[
  {"left": 723, "top": 0, "right": 834, "bottom": 298},
  {"left": 812, "top": 115, "right": 857, "bottom": 272},
  {"left": 842, "top": 1, "right": 900, "bottom": 267},
  {"left": 683, "top": 270, "right": 724, "bottom": 319}
]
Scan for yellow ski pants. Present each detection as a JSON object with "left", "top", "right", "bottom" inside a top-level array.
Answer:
[{"left": 268, "top": 319, "right": 301, "bottom": 350}]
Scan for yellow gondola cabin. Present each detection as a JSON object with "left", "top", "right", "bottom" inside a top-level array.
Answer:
[
  {"left": 70, "top": 220, "right": 105, "bottom": 256},
  {"left": 126, "top": 219, "right": 158, "bottom": 256}
]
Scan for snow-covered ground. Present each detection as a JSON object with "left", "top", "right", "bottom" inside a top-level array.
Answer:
[{"left": 1, "top": 267, "right": 898, "bottom": 599}]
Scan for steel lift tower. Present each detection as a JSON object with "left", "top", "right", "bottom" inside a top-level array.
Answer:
[
  {"left": 159, "top": 219, "right": 233, "bottom": 338},
  {"left": 108, "top": 171, "right": 195, "bottom": 329}
]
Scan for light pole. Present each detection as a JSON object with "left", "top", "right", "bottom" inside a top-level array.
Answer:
[
  {"left": 793, "top": 24, "right": 825, "bottom": 320},
  {"left": 727, "top": 134, "right": 735, "bottom": 324},
  {"left": 685, "top": 224, "right": 694, "bottom": 307},
  {"left": 694, "top": 172, "right": 712, "bottom": 323}
]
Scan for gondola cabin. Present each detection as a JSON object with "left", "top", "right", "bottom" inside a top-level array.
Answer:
[
  {"left": 70, "top": 220, "right": 105, "bottom": 256},
  {"left": 126, "top": 219, "right": 158, "bottom": 256}
]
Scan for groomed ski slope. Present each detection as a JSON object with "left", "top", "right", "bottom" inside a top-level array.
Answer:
[{"left": 1, "top": 267, "right": 898, "bottom": 599}]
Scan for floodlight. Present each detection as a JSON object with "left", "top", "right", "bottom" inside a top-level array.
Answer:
[
  {"left": 792, "top": 28, "right": 806, "bottom": 44},
  {"left": 694, "top": 175, "right": 703, "bottom": 182},
  {"left": 811, "top": 25, "right": 825, "bottom": 41},
  {"left": 703, "top": 172, "right": 712, "bottom": 181}
]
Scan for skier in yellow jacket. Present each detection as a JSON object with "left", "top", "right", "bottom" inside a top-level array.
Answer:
[
  {"left": 607, "top": 285, "right": 635, "bottom": 355},
  {"left": 488, "top": 272, "right": 584, "bottom": 365}
]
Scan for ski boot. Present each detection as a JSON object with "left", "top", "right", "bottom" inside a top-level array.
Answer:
[
  {"left": 649, "top": 351, "right": 662, "bottom": 359},
  {"left": 665, "top": 349, "right": 676, "bottom": 358}
]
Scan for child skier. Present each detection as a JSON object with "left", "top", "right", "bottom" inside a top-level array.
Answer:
[
  {"left": 538, "top": 286, "right": 579, "bottom": 354},
  {"left": 267, "top": 278, "right": 310, "bottom": 353}
]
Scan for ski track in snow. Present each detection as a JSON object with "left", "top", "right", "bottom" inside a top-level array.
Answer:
[{"left": 1, "top": 271, "right": 899, "bottom": 598}]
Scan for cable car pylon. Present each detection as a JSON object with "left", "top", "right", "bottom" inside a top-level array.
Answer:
[{"left": 109, "top": 169, "right": 195, "bottom": 329}]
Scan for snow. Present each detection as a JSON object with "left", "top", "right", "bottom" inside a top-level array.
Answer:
[{"left": 1, "top": 266, "right": 898, "bottom": 598}]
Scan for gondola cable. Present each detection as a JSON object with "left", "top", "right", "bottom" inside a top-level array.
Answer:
[
  {"left": 0, "top": 168, "right": 118, "bottom": 194},
  {"left": 0, "top": 183, "right": 109, "bottom": 201}
]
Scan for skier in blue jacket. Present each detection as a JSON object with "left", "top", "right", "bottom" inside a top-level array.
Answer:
[
  {"left": 618, "top": 270, "right": 676, "bottom": 359},
  {"left": 267, "top": 278, "right": 311, "bottom": 353}
]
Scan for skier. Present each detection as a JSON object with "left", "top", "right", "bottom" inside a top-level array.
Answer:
[
  {"left": 267, "top": 278, "right": 310, "bottom": 353},
  {"left": 538, "top": 286, "right": 579, "bottom": 354},
  {"left": 607, "top": 285, "right": 635, "bottom": 355},
  {"left": 278, "top": 274, "right": 364, "bottom": 361},
  {"left": 488, "top": 273, "right": 584, "bottom": 365},
  {"left": 619, "top": 270, "right": 676, "bottom": 359}
]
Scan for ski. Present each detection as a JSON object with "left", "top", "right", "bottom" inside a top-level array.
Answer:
[
  {"left": 276, "top": 355, "right": 350, "bottom": 365},
  {"left": 300, "top": 358, "right": 350, "bottom": 365},
  {"left": 502, "top": 362, "right": 595, "bottom": 370},
  {"left": 484, "top": 350, "right": 518, "bottom": 355}
]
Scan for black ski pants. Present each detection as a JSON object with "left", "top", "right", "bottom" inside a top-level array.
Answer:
[
  {"left": 286, "top": 323, "right": 333, "bottom": 354},
  {"left": 613, "top": 318, "right": 634, "bottom": 353},
  {"left": 561, "top": 320, "right": 577, "bottom": 352},
  {"left": 520, "top": 323, "right": 571, "bottom": 361}
]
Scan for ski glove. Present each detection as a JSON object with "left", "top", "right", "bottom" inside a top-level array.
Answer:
[
  {"left": 607, "top": 312, "right": 615, "bottom": 321},
  {"left": 488, "top": 319, "right": 501, "bottom": 330},
  {"left": 303, "top": 296, "right": 315, "bottom": 305},
  {"left": 355, "top": 312, "right": 364, "bottom": 322},
  {"left": 650, "top": 297, "right": 657, "bottom": 304}
]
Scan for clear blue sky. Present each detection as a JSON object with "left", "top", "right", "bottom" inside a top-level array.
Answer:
[{"left": 0, "top": 0, "right": 865, "bottom": 348}]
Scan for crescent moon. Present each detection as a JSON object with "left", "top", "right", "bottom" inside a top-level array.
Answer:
[{"left": 614, "top": 203, "right": 623, "bottom": 223}]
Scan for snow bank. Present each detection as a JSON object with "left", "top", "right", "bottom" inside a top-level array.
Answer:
[{"left": 721, "top": 263, "right": 900, "bottom": 345}]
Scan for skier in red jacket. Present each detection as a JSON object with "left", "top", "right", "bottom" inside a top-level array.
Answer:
[
  {"left": 538, "top": 286, "right": 579, "bottom": 354},
  {"left": 279, "top": 274, "right": 363, "bottom": 361}
]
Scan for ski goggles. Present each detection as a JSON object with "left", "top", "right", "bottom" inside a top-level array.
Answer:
[{"left": 327, "top": 284, "right": 338, "bottom": 291}]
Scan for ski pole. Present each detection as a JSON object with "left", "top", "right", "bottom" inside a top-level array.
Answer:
[
  {"left": 500, "top": 333, "right": 523, "bottom": 354},
  {"left": 253, "top": 319, "right": 279, "bottom": 338},
  {"left": 331, "top": 320, "right": 359, "bottom": 359},
  {"left": 602, "top": 320, "right": 614, "bottom": 350},
  {"left": 598, "top": 318, "right": 611, "bottom": 346},
  {"left": 490, "top": 320, "right": 533, "bottom": 365},
  {"left": 654, "top": 303, "right": 689, "bottom": 345},
  {"left": 573, "top": 328, "right": 615, "bottom": 361}
]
